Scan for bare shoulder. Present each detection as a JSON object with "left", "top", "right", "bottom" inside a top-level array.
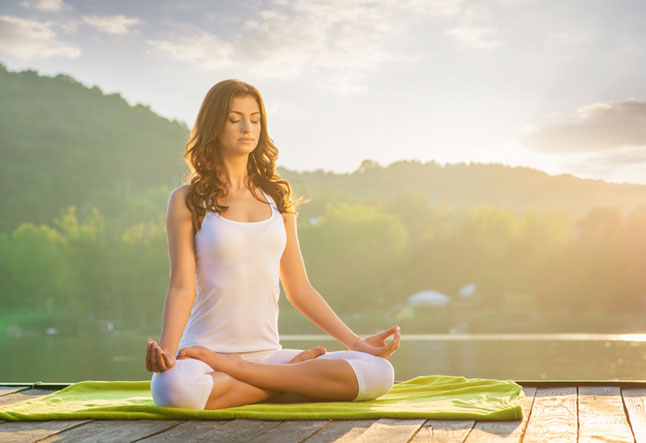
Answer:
[
  {"left": 167, "top": 184, "right": 192, "bottom": 217},
  {"left": 172, "top": 184, "right": 190, "bottom": 197}
]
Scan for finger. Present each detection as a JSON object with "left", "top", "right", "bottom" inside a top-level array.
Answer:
[
  {"left": 150, "top": 343, "right": 158, "bottom": 372},
  {"left": 158, "top": 347, "right": 167, "bottom": 371},
  {"left": 385, "top": 325, "right": 398, "bottom": 335},
  {"left": 388, "top": 331, "right": 401, "bottom": 353},
  {"left": 153, "top": 344, "right": 162, "bottom": 372},
  {"left": 391, "top": 329, "right": 401, "bottom": 345},
  {"left": 146, "top": 339, "right": 153, "bottom": 372},
  {"left": 145, "top": 340, "right": 150, "bottom": 371},
  {"left": 384, "top": 333, "right": 397, "bottom": 350},
  {"left": 380, "top": 326, "right": 399, "bottom": 339},
  {"left": 155, "top": 345, "right": 166, "bottom": 371},
  {"left": 388, "top": 327, "right": 402, "bottom": 344},
  {"left": 162, "top": 351, "right": 174, "bottom": 368},
  {"left": 159, "top": 350, "right": 169, "bottom": 371}
]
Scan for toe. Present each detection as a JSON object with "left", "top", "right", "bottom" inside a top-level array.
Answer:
[{"left": 314, "top": 346, "right": 327, "bottom": 355}]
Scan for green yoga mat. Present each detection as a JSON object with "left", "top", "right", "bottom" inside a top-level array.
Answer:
[{"left": 0, "top": 375, "right": 525, "bottom": 421}]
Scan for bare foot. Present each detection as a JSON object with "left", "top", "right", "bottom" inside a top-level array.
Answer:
[
  {"left": 288, "top": 346, "right": 327, "bottom": 363},
  {"left": 178, "top": 346, "right": 242, "bottom": 373}
]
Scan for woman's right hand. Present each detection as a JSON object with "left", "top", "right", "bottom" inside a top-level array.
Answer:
[{"left": 145, "top": 338, "right": 176, "bottom": 373}]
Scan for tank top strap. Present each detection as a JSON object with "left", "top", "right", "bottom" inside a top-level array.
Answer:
[{"left": 260, "top": 188, "right": 279, "bottom": 212}]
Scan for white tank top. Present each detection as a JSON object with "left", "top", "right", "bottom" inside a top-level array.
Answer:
[{"left": 177, "top": 188, "right": 286, "bottom": 354}]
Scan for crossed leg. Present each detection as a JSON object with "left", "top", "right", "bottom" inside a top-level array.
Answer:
[
  {"left": 197, "top": 346, "right": 359, "bottom": 410},
  {"left": 204, "top": 371, "right": 278, "bottom": 410},
  {"left": 203, "top": 346, "right": 331, "bottom": 410}
]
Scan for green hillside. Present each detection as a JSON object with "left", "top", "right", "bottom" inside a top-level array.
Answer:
[
  {"left": 2, "top": 63, "right": 646, "bottom": 234},
  {"left": 0, "top": 63, "right": 189, "bottom": 232}
]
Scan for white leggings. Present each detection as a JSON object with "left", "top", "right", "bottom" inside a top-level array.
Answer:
[{"left": 151, "top": 348, "right": 395, "bottom": 410}]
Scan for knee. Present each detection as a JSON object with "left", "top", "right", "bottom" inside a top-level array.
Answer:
[
  {"left": 151, "top": 367, "right": 189, "bottom": 408},
  {"left": 355, "top": 356, "right": 395, "bottom": 401},
  {"left": 151, "top": 364, "right": 215, "bottom": 410},
  {"left": 372, "top": 357, "right": 395, "bottom": 397}
]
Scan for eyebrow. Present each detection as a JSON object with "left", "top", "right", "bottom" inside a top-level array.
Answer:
[{"left": 229, "top": 111, "right": 260, "bottom": 115}]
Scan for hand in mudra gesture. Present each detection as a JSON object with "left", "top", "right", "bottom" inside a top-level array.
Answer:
[
  {"left": 145, "top": 338, "right": 176, "bottom": 373},
  {"left": 351, "top": 326, "right": 401, "bottom": 358}
]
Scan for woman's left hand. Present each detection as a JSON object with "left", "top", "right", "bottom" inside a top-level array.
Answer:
[{"left": 350, "top": 325, "right": 401, "bottom": 358}]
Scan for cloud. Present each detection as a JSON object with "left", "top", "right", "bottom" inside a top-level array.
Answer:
[
  {"left": 19, "top": 0, "right": 69, "bottom": 12},
  {"left": 520, "top": 100, "right": 646, "bottom": 154},
  {"left": 0, "top": 15, "right": 79, "bottom": 59},
  {"left": 579, "top": 146, "right": 646, "bottom": 167},
  {"left": 497, "top": 0, "right": 531, "bottom": 4},
  {"left": 557, "top": 145, "right": 646, "bottom": 184},
  {"left": 82, "top": 15, "right": 141, "bottom": 35},
  {"left": 372, "top": 0, "right": 464, "bottom": 17},
  {"left": 444, "top": 5, "right": 501, "bottom": 50},
  {"left": 146, "top": 32, "right": 234, "bottom": 71},
  {"left": 245, "top": 1, "right": 409, "bottom": 93},
  {"left": 148, "top": 0, "right": 421, "bottom": 95},
  {"left": 445, "top": 23, "right": 500, "bottom": 50}
]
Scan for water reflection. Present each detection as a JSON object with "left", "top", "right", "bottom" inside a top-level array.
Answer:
[{"left": 2, "top": 334, "right": 645, "bottom": 383}]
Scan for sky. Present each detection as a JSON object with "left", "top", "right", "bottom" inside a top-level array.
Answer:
[{"left": 1, "top": 0, "right": 645, "bottom": 184}]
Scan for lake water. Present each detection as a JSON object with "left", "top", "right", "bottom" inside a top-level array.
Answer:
[{"left": 2, "top": 333, "right": 645, "bottom": 383}]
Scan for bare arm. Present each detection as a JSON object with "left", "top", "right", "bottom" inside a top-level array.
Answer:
[
  {"left": 279, "top": 213, "right": 400, "bottom": 357},
  {"left": 145, "top": 185, "right": 197, "bottom": 372}
]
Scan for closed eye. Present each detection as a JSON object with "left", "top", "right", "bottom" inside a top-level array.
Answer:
[{"left": 229, "top": 119, "right": 260, "bottom": 124}]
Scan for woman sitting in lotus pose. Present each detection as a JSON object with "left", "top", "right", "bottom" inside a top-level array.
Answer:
[{"left": 145, "top": 79, "right": 401, "bottom": 410}]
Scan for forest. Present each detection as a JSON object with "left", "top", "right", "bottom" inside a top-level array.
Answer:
[{"left": 1, "top": 197, "right": 644, "bottom": 337}]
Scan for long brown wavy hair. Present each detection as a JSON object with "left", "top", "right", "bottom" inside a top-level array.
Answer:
[{"left": 182, "top": 79, "right": 307, "bottom": 234}]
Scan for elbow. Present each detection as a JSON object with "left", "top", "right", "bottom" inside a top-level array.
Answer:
[{"left": 167, "top": 286, "right": 196, "bottom": 300}]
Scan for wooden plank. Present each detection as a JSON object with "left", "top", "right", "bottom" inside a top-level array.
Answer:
[
  {"left": 0, "top": 420, "right": 92, "bottom": 443},
  {"left": 201, "top": 419, "right": 294, "bottom": 443},
  {"left": 351, "top": 418, "right": 427, "bottom": 443},
  {"left": 247, "top": 420, "right": 329, "bottom": 442},
  {"left": 0, "top": 388, "right": 56, "bottom": 406},
  {"left": 410, "top": 419, "right": 474, "bottom": 442},
  {"left": 0, "top": 387, "right": 29, "bottom": 398},
  {"left": 37, "top": 419, "right": 185, "bottom": 442},
  {"left": 464, "top": 386, "right": 537, "bottom": 442},
  {"left": 578, "top": 386, "right": 634, "bottom": 443},
  {"left": 139, "top": 419, "right": 279, "bottom": 442},
  {"left": 302, "top": 419, "right": 376, "bottom": 442},
  {"left": 523, "top": 386, "right": 577, "bottom": 443},
  {"left": 623, "top": 387, "right": 646, "bottom": 442}
]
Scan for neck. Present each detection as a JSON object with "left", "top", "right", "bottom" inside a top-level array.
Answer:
[{"left": 218, "top": 153, "right": 251, "bottom": 192}]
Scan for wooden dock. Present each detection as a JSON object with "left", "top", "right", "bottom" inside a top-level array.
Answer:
[{"left": 1, "top": 381, "right": 645, "bottom": 442}]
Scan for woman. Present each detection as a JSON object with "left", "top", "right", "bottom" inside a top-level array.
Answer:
[{"left": 145, "top": 79, "right": 401, "bottom": 410}]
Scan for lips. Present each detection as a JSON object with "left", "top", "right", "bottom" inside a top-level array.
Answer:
[{"left": 239, "top": 138, "right": 254, "bottom": 142}]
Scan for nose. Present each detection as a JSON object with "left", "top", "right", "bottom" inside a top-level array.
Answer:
[{"left": 241, "top": 119, "right": 253, "bottom": 133}]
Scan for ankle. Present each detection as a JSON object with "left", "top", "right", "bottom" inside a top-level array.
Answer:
[{"left": 223, "top": 353, "right": 245, "bottom": 374}]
